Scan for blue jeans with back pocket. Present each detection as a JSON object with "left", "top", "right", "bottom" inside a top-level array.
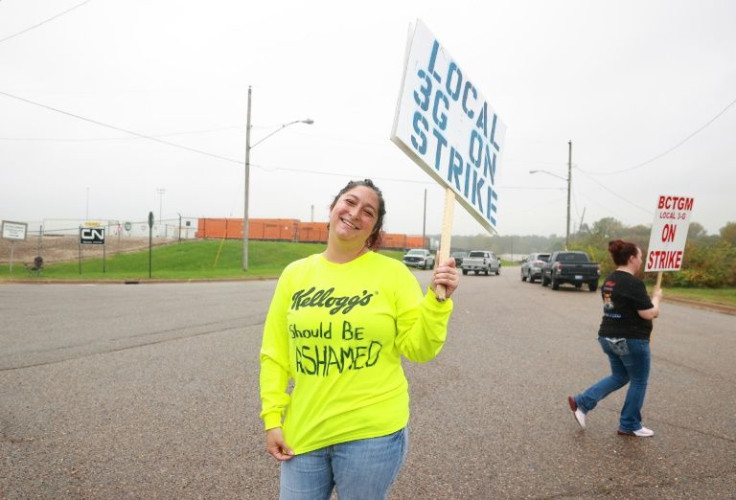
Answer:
[{"left": 574, "top": 337, "right": 651, "bottom": 432}]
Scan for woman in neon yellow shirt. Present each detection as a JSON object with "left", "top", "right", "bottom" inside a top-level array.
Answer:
[{"left": 260, "top": 179, "right": 459, "bottom": 499}]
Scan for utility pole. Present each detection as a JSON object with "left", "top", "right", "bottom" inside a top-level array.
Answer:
[
  {"left": 566, "top": 140, "right": 572, "bottom": 250},
  {"left": 579, "top": 207, "right": 586, "bottom": 235},
  {"left": 243, "top": 86, "right": 252, "bottom": 271},
  {"left": 529, "top": 142, "right": 572, "bottom": 248}
]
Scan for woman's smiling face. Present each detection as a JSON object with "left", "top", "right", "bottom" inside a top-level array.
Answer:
[{"left": 329, "top": 185, "right": 379, "bottom": 245}]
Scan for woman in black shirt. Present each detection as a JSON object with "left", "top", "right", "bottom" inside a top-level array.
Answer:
[{"left": 568, "top": 240, "right": 662, "bottom": 437}]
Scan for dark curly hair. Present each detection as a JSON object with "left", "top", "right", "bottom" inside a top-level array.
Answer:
[
  {"left": 328, "top": 179, "right": 386, "bottom": 250},
  {"left": 608, "top": 239, "right": 639, "bottom": 266}
]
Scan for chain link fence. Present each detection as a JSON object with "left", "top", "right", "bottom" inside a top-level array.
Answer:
[{"left": 1, "top": 218, "right": 197, "bottom": 267}]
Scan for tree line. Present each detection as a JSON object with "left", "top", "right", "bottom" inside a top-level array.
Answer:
[{"left": 448, "top": 219, "right": 736, "bottom": 288}]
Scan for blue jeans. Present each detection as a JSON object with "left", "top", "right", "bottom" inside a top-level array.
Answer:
[
  {"left": 279, "top": 428, "right": 408, "bottom": 500},
  {"left": 574, "top": 337, "right": 651, "bottom": 432}
]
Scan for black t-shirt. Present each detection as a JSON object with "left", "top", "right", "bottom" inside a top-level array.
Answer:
[{"left": 598, "top": 270, "right": 654, "bottom": 340}]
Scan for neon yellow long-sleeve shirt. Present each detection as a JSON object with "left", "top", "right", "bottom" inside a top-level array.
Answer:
[{"left": 259, "top": 251, "right": 453, "bottom": 455}]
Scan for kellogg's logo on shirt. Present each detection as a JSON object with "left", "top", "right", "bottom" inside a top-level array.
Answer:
[{"left": 291, "top": 287, "right": 374, "bottom": 315}]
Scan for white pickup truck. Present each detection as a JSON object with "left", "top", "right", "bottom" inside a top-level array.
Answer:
[
  {"left": 461, "top": 250, "right": 501, "bottom": 276},
  {"left": 402, "top": 248, "right": 436, "bottom": 270}
]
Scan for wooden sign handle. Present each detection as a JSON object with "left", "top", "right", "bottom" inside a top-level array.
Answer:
[
  {"left": 651, "top": 271, "right": 664, "bottom": 345},
  {"left": 435, "top": 188, "right": 455, "bottom": 301}
]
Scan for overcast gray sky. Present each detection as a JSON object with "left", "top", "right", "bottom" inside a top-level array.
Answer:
[{"left": 1, "top": 0, "right": 734, "bottom": 238}]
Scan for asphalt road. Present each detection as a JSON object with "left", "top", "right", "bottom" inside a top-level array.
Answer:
[{"left": 1, "top": 269, "right": 735, "bottom": 499}]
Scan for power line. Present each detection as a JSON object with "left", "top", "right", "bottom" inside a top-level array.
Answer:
[
  {"left": 579, "top": 95, "right": 736, "bottom": 176},
  {"left": 0, "top": 0, "right": 94, "bottom": 45},
  {"left": 0, "top": 89, "right": 441, "bottom": 187},
  {"left": 574, "top": 168, "right": 650, "bottom": 214},
  {"left": 0, "top": 90, "right": 244, "bottom": 165},
  {"left": 0, "top": 125, "right": 243, "bottom": 142},
  {"left": 0, "top": 90, "right": 445, "bottom": 187}
]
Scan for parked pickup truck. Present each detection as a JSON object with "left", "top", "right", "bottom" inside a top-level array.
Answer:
[
  {"left": 461, "top": 250, "right": 501, "bottom": 276},
  {"left": 540, "top": 251, "right": 600, "bottom": 291},
  {"left": 402, "top": 248, "right": 435, "bottom": 269}
]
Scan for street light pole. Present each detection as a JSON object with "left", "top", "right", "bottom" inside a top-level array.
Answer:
[
  {"left": 242, "top": 86, "right": 314, "bottom": 270},
  {"left": 529, "top": 139, "right": 573, "bottom": 249}
]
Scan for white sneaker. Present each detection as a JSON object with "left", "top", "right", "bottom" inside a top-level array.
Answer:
[
  {"left": 618, "top": 426, "right": 654, "bottom": 437},
  {"left": 568, "top": 396, "right": 586, "bottom": 429}
]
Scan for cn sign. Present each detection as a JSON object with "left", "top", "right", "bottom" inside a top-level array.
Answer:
[
  {"left": 645, "top": 195, "right": 694, "bottom": 272},
  {"left": 80, "top": 227, "right": 105, "bottom": 245}
]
